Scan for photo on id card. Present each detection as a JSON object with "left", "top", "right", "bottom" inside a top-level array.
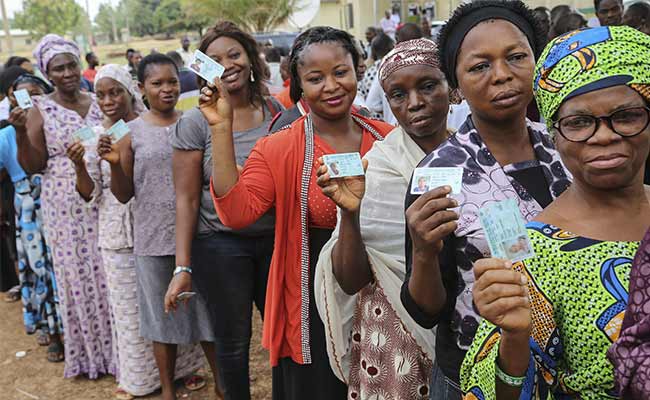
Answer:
[
  {"left": 189, "top": 50, "right": 225, "bottom": 84},
  {"left": 14, "top": 89, "right": 33, "bottom": 109},
  {"left": 322, "top": 153, "right": 364, "bottom": 178},
  {"left": 478, "top": 198, "right": 535, "bottom": 263},
  {"left": 410, "top": 167, "right": 463, "bottom": 195}
]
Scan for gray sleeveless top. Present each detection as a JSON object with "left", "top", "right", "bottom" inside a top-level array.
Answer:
[{"left": 129, "top": 116, "right": 177, "bottom": 256}]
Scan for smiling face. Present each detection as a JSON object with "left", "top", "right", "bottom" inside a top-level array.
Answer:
[
  {"left": 205, "top": 36, "right": 252, "bottom": 94},
  {"left": 139, "top": 63, "right": 179, "bottom": 113},
  {"left": 95, "top": 77, "right": 133, "bottom": 123},
  {"left": 382, "top": 64, "right": 449, "bottom": 138},
  {"left": 297, "top": 42, "right": 357, "bottom": 120},
  {"left": 553, "top": 85, "right": 649, "bottom": 190},
  {"left": 47, "top": 53, "right": 82, "bottom": 94},
  {"left": 455, "top": 19, "right": 535, "bottom": 124}
]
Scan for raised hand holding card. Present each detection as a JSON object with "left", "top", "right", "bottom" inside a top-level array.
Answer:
[
  {"left": 478, "top": 199, "right": 535, "bottom": 262},
  {"left": 322, "top": 153, "right": 364, "bottom": 178},
  {"left": 106, "top": 119, "right": 130, "bottom": 142},
  {"left": 14, "top": 89, "right": 33, "bottom": 109},
  {"left": 189, "top": 50, "right": 225, "bottom": 84},
  {"left": 73, "top": 127, "right": 95, "bottom": 143}
]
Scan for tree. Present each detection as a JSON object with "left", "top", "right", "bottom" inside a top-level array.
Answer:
[
  {"left": 182, "top": 0, "right": 300, "bottom": 33},
  {"left": 15, "top": 0, "right": 85, "bottom": 38},
  {"left": 95, "top": 3, "right": 123, "bottom": 43},
  {"left": 125, "top": 0, "right": 161, "bottom": 37}
]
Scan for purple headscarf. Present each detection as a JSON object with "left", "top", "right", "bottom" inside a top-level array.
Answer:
[{"left": 33, "top": 34, "right": 80, "bottom": 74}]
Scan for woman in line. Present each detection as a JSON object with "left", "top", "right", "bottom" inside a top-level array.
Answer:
[
  {"left": 464, "top": 25, "right": 650, "bottom": 399},
  {"left": 623, "top": 2, "right": 650, "bottom": 35},
  {"left": 400, "top": 1, "right": 572, "bottom": 398},
  {"left": 104, "top": 54, "right": 221, "bottom": 400},
  {"left": 165, "top": 22, "right": 281, "bottom": 400},
  {"left": 203, "top": 26, "right": 393, "bottom": 399},
  {"left": 358, "top": 33, "right": 393, "bottom": 104},
  {"left": 15, "top": 34, "right": 114, "bottom": 378},
  {"left": 2, "top": 68, "right": 63, "bottom": 361},
  {"left": 314, "top": 38, "right": 452, "bottom": 399},
  {"left": 65, "top": 64, "right": 204, "bottom": 399}
]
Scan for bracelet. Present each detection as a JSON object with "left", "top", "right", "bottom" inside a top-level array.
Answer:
[
  {"left": 173, "top": 266, "right": 192, "bottom": 276},
  {"left": 495, "top": 362, "right": 526, "bottom": 387}
]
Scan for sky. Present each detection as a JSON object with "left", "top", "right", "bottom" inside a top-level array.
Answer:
[{"left": 7, "top": 0, "right": 105, "bottom": 20}]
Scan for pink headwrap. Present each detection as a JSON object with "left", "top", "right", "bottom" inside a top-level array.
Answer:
[
  {"left": 33, "top": 34, "right": 80, "bottom": 74},
  {"left": 378, "top": 38, "right": 441, "bottom": 85}
]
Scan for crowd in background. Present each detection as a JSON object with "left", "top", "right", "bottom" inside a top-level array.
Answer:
[{"left": 2, "top": 0, "right": 650, "bottom": 399}]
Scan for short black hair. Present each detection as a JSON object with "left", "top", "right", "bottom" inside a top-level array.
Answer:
[
  {"left": 371, "top": 33, "right": 394, "bottom": 60},
  {"left": 594, "top": 0, "right": 623, "bottom": 12},
  {"left": 533, "top": 6, "right": 550, "bottom": 13},
  {"left": 0, "top": 66, "right": 27, "bottom": 95},
  {"left": 264, "top": 47, "right": 282, "bottom": 63},
  {"left": 288, "top": 26, "right": 360, "bottom": 103},
  {"left": 4, "top": 56, "right": 30, "bottom": 69},
  {"left": 437, "top": 0, "right": 546, "bottom": 88},
  {"left": 85, "top": 52, "right": 95, "bottom": 63},
  {"left": 554, "top": 12, "right": 587, "bottom": 35},
  {"left": 126, "top": 48, "right": 135, "bottom": 58},
  {"left": 550, "top": 5, "right": 573, "bottom": 22},
  {"left": 137, "top": 53, "right": 179, "bottom": 84},
  {"left": 626, "top": 1, "right": 650, "bottom": 21},
  {"left": 165, "top": 50, "right": 184, "bottom": 69},
  {"left": 396, "top": 22, "right": 423, "bottom": 43}
]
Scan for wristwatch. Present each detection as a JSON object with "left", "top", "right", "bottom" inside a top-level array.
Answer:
[{"left": 173, "top": 266, "right": 192, "bottom": 276}]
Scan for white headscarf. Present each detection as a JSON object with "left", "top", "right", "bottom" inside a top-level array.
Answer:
[{"left": 94, "top": 64, "right": 146, "bottom": 114}]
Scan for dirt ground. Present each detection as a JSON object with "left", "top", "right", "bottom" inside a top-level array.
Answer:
[{"left": 0, "top": 299, "right": 272, "bottom": 400}]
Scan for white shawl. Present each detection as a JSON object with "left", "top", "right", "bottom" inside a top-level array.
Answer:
[{"left": 314, "top": 126, "right": 436, "bottom": 383}]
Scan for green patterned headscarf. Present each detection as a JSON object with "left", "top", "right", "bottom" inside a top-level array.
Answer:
[{"left": 534, "top": 26, "right": 650, "bottom": 128}]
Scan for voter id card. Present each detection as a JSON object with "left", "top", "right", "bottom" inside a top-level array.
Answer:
[
  {"left": 411, "top": 167, "right": 463, "bottom": 195},
  {"left": 322, "top": 152, "right": 364, "bottom": 178},
  {"left": 189, "top": 49, "right": 225, "bottom": 84},
  {"left": 14, "top": 89, "right": 33, "bottom": 109},
  {"left": 478, "top": 198, "right": 535, "bottom": 262},
  {"left": 73, "top": 126, "right": 95, "bottom": 143},
  {"left": 106, "top": 119, "right": 129, "bottom": 141}
]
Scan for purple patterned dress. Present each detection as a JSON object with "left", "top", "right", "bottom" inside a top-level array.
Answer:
[{"left": 32, "top": 95, "right": 115, "bottom": 379}]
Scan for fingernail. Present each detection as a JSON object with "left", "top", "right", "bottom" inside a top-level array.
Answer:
[
  {"left": 452, "top": 200, "right": 459, "bottom": 207},
  {"left": 520, "top": 274, "right": 528, "bottom": 285},
  {"left": 444, "top": 185, "right": 451, "bottom": 192}
]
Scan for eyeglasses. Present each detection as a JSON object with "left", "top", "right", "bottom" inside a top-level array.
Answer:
[{"left": 552, "top": 106, "right": 650, "bottom": 142}]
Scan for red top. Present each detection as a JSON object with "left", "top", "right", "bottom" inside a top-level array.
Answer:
[
  {"left": 82, "top": 68, "right": 97, "bottom": 84},
  {"left": 211, "top": 113, "right": 393, "bottom": 366}
]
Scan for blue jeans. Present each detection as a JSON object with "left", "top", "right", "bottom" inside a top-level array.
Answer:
[
  {"left": 193, "top": 231, "right": 274, "bottom": 400},
  {"left": 430, "top": 362, "right": 462, "bottom": 400}
]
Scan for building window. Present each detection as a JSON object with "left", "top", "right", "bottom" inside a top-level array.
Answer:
[{"left": 345, "top": 3, "right": 354, "bottom": 29}]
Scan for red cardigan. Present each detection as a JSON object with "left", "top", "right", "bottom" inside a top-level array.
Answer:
[{"left": 211, "top": 113, "right": 393, "bottom": 366}]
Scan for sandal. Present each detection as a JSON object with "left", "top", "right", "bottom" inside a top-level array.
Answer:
[
  {"left": 47, "top": 340, "right": 64, "bottom": 363},
  {"left": 115, "top": 388, "right": 135, "bottom": 400},
  {"left": 4, "top": 286, "right": 19, "bottom": 302},
  {"left": 36, "top": 330, "right": 50, "bottom": 346},
  {"left": 183, "top": 374, "right": 206, "bottom": 391}
]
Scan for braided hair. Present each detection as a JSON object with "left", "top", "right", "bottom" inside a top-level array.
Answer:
[
  {"left": 288, "top": 26, "right": 360, "bottom": 103},
  {"left": 197, "top": 21, "right": 266, "bottom": 107}
]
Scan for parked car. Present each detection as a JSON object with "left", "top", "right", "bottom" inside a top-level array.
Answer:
[{"left": 253, "top": 32, "right": 299, "bottom": 56}]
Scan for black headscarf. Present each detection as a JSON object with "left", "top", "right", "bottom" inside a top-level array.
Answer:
[{"left": 438, "top": 0, "right": 543, "bottom": 89}]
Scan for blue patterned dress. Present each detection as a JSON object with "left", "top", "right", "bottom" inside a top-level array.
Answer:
[{"left": 0, "top": 125, "right": 61, "bottom": 335}]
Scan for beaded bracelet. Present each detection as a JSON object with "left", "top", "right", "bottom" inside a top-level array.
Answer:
[{"left": 495, "top": 362, "right": 526, "bottom": 387}]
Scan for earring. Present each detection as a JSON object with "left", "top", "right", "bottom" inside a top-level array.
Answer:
[{"left": 250, "top": 68, "right": 255, "bottom": 82}]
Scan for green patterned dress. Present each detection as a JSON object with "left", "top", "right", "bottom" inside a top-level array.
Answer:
[{"left": 461, "top": 221, "right": 639, "bottom": 400}]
